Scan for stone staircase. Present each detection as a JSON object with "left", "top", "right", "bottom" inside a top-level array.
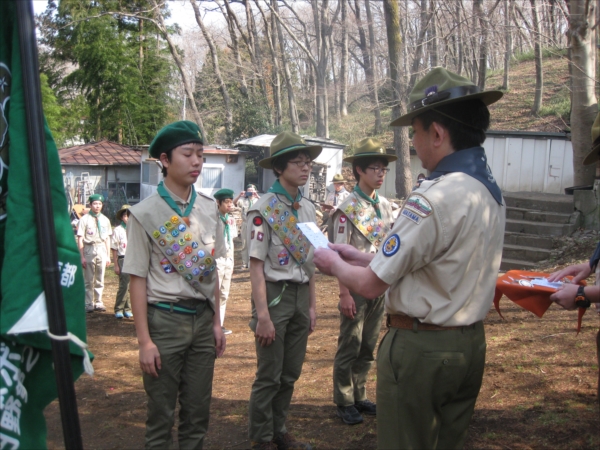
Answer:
[{"left": 501, "top": 192, "right": 579, "bottom": 271}]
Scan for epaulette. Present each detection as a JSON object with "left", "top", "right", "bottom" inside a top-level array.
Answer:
[{"left": 417, "top": 175, "right": 445, "bottom": 193}]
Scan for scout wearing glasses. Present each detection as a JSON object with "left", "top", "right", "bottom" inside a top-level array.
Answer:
[
  {"left": 214, "top": 188, "right": 238, "bottom": 335},
  {"left": 77, "top": 193, "right": 112, "bottom": 312},
  {"left": 331, "top": 138, "right": 396, "bottom": 425},
  {"left": 247, "top": 131, "right": 320, "bottom": 450},
  {"left": 236, "top": 183, "right": 260, "bottom": 269},
  {"left": 314, "top": 67, "right": 506, "bottom": 449},
  {"left": 123, "top": 121, "right": 226, "bottom": 449}
]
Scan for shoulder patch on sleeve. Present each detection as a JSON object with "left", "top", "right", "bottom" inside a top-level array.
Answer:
[
  {"left": 339, "top": 215, "right": 347, "bottom": 223},
  {"left": 382, "top": 234, "right": 401, "bottom": 256},
  {"left": 404, "top": 195, "right": 433, "bottom": 218},
  {"left": 253, "top": 216, "right": 264, "bottom": 226}
]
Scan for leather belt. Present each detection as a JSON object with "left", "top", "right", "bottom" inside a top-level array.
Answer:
[{"left": 386, "top": 314, "right": 473, "bottom": 331}]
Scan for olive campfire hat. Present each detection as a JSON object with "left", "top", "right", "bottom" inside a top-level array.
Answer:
[
  {"left": 258, "top": 131, "right": 322, "bottom": 169},
  {"left": 583, "top": 112, "right": 600, "bottom": 166},
  {"left": 115, "top": 204, "right": 131, "bottom": 221},
  {"left": 343, "top": 138, "right": 397, "bottom": 163},
  {"left": 390, "top": 67, "right": 504, "bottom": 127}
]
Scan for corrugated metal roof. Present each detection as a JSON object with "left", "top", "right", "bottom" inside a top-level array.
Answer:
[{"left": 59, "top": 140, "right": 140, "bottom": 166}]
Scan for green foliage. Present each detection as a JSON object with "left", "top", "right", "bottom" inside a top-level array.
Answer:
[
  {"left": 512, "top": 46, "right": 568, "bottom": 64},
  {"left": 38, "top": 0, "right": 176, "bottom": 146},
  {"left": 538, "top": 85, "right": 570, "bottom": 119}
]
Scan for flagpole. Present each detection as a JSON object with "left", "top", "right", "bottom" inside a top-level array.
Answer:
[{"left": 14, "top": 2, "right": 84, "bottom": 449}]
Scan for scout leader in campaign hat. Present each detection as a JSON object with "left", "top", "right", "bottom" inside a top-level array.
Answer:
[
  {"left": 259, "top": 131, "right": 322, "bottom": 168},
  {"left": 390, "top": 67, "right": 504, "bottom": 127},
  {"left": 332, "top": 173, "right": 346, "bottom": 183},
  {"left": 583, "top": 111, "right": 600, "bottom": 166},
  {"left": 148, "top": 120, "right": 204, "bottom": 158},
  {"left": 343, "top": 137, "right": 397, "bottom": 163}
]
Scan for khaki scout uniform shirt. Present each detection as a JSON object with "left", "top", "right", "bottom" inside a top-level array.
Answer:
[
  {"left": 77, "top": 213, "right": 111, "bottom": 245},
  {"left": 370, "top": 173, "right": 506, "bottom": 326},
  {"left": 123, "top": 184, "right": 225, "bottom": 310},
  {"left": 111, "top": 224, "right": 127, "bottom": 257},
  {"left": 237, "top": 196, "right": 255, "bottom": 221},
  {"left": 333, "top": 192, "right": 394, "bottom": 253},
  {"left": 325, "top": 187, "right": 350, "bottom": 209},
  {"left": 247, "top": 192, "right": 316, "bottom": 284},
  {"left": 221, "top": 215, "right": 238, "bottom": 260}
]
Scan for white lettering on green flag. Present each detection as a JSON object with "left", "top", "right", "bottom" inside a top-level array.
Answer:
[{"left": 0, "top": 2, "right": 90, "bottom": 448}]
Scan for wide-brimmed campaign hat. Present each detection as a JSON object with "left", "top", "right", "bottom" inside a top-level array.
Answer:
[
  {"left": 343, "top": 138, "right": 397, "bottom": 163},
  {"left": 115, "top": 204, "right": 131, "bottom": 221},
  {"left": 259, "top": 131, "right": 322, "bottom": 169},
  {"left": 332, "top": 173, "right": 346, "bottom": 183},
  {"left": 583, "top": 112, "right": 600, "bottom": 166},
  {"left": 390, "top": 67, "right": 504, "bottom": 127}
]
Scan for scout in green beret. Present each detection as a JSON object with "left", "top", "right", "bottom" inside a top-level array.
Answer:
[
  {"left": 331, "top": 137, "right": 395, "bottom": 425},
  {"left": 111, "top": 205, "right": 132, "bottom": 319},
  {"left": 313, "top": 67, "right": 506, "bottom": 449},
  {"left": 124, "top": 120, "right": 226, "bottom": 448},
  {"left": 77, "top": 192, "right": 112, "bottom": 313},
  {"left": 247, "top": 131, "right": 321, "bottom": 449},
  {"left": 214, "top": 188, "right": 237, "bottom": 335}
]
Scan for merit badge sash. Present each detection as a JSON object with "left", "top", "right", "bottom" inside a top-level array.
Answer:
[
  {"left": 342, "top": 198, "right": 390, "bottom": 249},
  {"left": 261, "top": 196, "right": 312, "bottom": 265},
  {"left": 136, "top": 202, "right": 217, "bottom": 291}
]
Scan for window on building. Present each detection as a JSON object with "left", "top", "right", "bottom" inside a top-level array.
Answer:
[
  {"left": 108, "top": 182, "right": 140, "bottom": 203},
  {"left": 142, "top": 161, "right": 160, "bottom": 185},
  {"left": 202, "top": 165, "right": 223, "bottom": 189}
]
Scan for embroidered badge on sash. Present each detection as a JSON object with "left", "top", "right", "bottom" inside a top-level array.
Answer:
[
  {"left": 404, "top": 195, "right": 432, "bottom": 217},
  {"left": 338, "top": 226, "right": 345, "bottom": 233},
  {"left": 382, "top": 234, "right": 401, "bottom": 256},
  {"left": 342, "top": 199, "right": 390, "bottom": 249},
  {"left": 401, "top": 208, "right": 422, "bottom": 225}
]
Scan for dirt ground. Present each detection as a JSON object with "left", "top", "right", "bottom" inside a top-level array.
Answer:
[{"left": 45, "top": 238, "right": 600, "bottom": 449}]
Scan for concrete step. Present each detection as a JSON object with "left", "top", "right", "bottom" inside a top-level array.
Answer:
[
  {"left": 503, "top": 192, "right": 574, "bottom": 215},
  {"left": 503, "top": 232, "right": 554, "bottom": 250},
  {"left": 505, "top": 219, "right": 577, "bottom": 236},
  {"left": 506, "top": 207, "right": 573, "bottom": 224},
  {"left": 500, "top": 258, "right": 539, "bottom": 271},
  {"left": 502, "top": 244, "right": 552, "bottom": 262}
]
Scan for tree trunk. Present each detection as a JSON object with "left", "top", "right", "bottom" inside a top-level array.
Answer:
[
  {"left": 566, "top": 0, "right": 597, "bottom": 185},
  {"left": 220, "top": 1, "right": 248, "bottom": 98},
  {"left": 191, "top": 0, "right": 232, "bottom": 141},
  {"left": 428, "top": 0, "right": 438, "bottom": 67},
  {"left": 474, "top": 0, "right": 488, "bottom": 89},
  {"left": 340, "top": 0, "right": 349, "bottom": 117},
  {"left": 364, "top": 0, "right": 382, "bottom": 133},
  {"left": 150, "top": 0, "right": 206, "bottom": 139},
  {"left": 502, "top": 0, "right": 512, "bottom": 90},
  {"left": 530, "top": 0, "right": 543, "bottom": 115},
  {"left": 329, "top": 33, "right": 340, "bottom": 121},
  {"left": 272, "top": 0, "right": 299, "bottom": 132},
  {"left": 383, "top": 0, "right": 412, "bottom": 199},
  {"left": 408, "top": 0, "right": 429, "bottom": 94}
]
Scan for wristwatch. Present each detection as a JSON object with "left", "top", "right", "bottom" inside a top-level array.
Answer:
[{"left": 575, "top": 286, "right": 591, "bottom": 308}]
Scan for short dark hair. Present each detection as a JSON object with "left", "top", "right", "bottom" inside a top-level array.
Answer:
[
  {"left": 416, "top": 99, "right": 490, "bottom": 150},
  {"left": 352, "top": 157, "right": 389, "bottom": 182},
  {"left": 272, "top": 150, "right": 311, "bottom": 178},
  {"left": 160, "top": 149, "right": 173, "bottom": 177}
]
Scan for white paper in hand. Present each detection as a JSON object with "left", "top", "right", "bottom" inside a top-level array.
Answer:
[{"left": 297, "top": 222, "right": 330, "bottom": 249}]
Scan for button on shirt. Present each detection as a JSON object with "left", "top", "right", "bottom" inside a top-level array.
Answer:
[{"left": 369, "top": 173, "right": 506, "bottom": 326}]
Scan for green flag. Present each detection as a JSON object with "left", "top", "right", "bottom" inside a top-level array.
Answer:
[{"left": 0, "top": 2, "right": 89, "bottom": 448}]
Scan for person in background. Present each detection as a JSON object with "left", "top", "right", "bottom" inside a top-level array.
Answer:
[
  {"left": 236, "top": 184, "right": 260, "bottom": 269},
  {"left": 416, "top": 172, "right": 426, "bottom": 188},
  {"left": 214, "top": 188, "right": 238, "bottom": 335},
  {"left": 332, "top": 138, "right": 396, "bottom": 425},
  {"left": 111, "top": 204, "right": 132, "bottom": 319},
  {"left": 322, "top": 173, "right": 350, "bottom": 242},
  {"left": 77, "top": 194, "right": 112, "bottom": 312}
]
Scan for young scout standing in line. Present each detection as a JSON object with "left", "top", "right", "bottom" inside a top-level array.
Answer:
[
  {"left": 332, "top": 138, "right": 396, "bottom": 425},
  {"left": 236, "top": 184, "right": 260, "bottom": 269},
  {"left": 313, "top": 68, "right": 506, "bottom": 449},
  {"left": 322, "top": 173, "right": 350, "bottom": 242},
  {"left": 111, "top": 204, "right": 132, "bottom": 319},
  {"left": 77, "top": 193, "right": 111, "bottom": 312},
  {"left": 123, "top": 121, "right": 226, "bottom": 449},
  {"left": 214, "top": 188, "right": 238, "bottom": 335},
  {"left": 247, "top": 131, "right": 321, "bottom": 450}
]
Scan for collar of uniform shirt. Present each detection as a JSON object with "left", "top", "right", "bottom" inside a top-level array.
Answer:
[
  {"left": 157, "top": 181, "right": 196, "bottom": 218},
  {"left": 268, "top": 179, "right": 302, "bottom": 218},
  {"left": 354, "top": 185, "right": 382, "bottom": 219},
  {"left": 220, "top": 213, "right": 231, "bottom": 244}
]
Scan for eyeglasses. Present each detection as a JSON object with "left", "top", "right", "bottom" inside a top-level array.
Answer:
[
  {"left": 366, "top": 167, "right": 390, "bottom": 175},
  {"left": 288, "top": 160, "right": 314, "bottom": 168}
]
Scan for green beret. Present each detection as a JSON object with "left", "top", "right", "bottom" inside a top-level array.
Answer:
[
  {"left": 88, "top": 194, "right": 104, "bottom": 203},
  {"left": 213, "top": 189, "right": 234, "bottom": 201},
  {"left": 149, "top": 121, "right": 204, "bottom": 158}
]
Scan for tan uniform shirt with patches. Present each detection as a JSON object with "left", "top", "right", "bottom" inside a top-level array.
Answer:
[
  {"left": 123, "top": 184, "right": 225, "bottom": 309},
  {"left": 247, "top": 192, "right": 316, "bottom": 284},
  {"left": 333, "top": 192, "right": 394, "bottom": 254},
  {"left": 111, "top": 224, "right": 127, "bottom": 256},
  {"left": 237, "top": 197, "right": 256, "bottom": 221},
  {"left": 221, "top": 215, "right": 238, "bottom": 260},
  {"left": 77, "top": 213, "right": 111, "bottom": 245},
  {"left": 325, "top": 188, "right": 350, "bottom": 210},
  {"left": 370, "top": 173, "right": 506, "bottom": 326}
]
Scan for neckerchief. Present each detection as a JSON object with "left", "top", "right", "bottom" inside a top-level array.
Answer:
[
  {"left": 590, "top": 241, "right": 600, "bottom": 271},
  {"left": 268, "top": 179, "right": 302, "bottom": 218},
  {"left": 220, "top": 213, "right": 231, "bottom": 246},
  {"left": 354, "top": 185, "right": 381, "bottom": 219},
  {"left": 428, "top": 147, "right": 503, "bottom": 205},
  {"left": 120, "top": 221, "right": 127, "bottom": 229},
  {"left": 157, "top": 181, "right": 197, "bottom": 225},
  {"left": 88, "top": 210, "right": 101, "bottom": 233}
]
